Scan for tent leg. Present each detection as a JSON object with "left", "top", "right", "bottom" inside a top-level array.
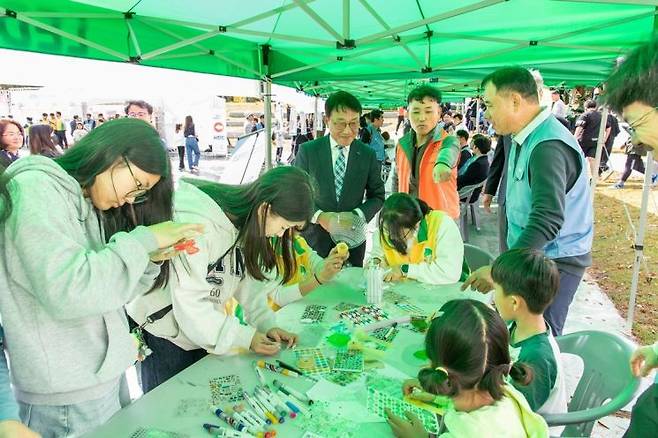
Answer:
[
  {"left": 265, "top": 79, "right": 273, "bottom": 170},
  {"left": 314, "top": 95, "right": 321, "bottom": 138},
  {"left": 627, "top": 150, "right": 654, "bottom": 332},
  {"left": 589, "top": 107, "right": 609, "bottom": 194}
]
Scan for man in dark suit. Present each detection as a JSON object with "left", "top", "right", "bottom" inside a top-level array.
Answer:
[
  {"left": 457, "top": 134, "right": 491, "bottom": 202},
  {"left": 294, "top": 91, "right": 385, "bottom": 267}
]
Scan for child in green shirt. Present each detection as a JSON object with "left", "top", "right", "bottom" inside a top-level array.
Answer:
[{"left": 491, "top": 248, "right": 568, "bottom": 433}]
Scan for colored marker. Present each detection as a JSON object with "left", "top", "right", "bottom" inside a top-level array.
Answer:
[
  {"left": 250, "top": 393, "right": 278, "bottom": 424},
  {"left": 243, "top": 394, "right": 272, "bottom": 425},
  {"left": 254, "top": 389, "right": 285, "bottom": 424},
  {"left": 254, "top": 364, "right": 267, "bottom": 385},
  {"left": 256, "top": 387, "right": 290, "bottom": 420},
  {"left": 275, "top": 360, "right": 304, "bottom": 375},
  {"left": 272, "top": 380, "right": 313, "bottom": 404},
  {"left": 256, "top": 360, "right": 300, "bottom": 377},
  {"left": 234, "top": 404, "right": 266, "bottom": 427},
  {"left": 261, "top": 386, "right": 297, "bottom": 418},
  {"left": 384, "top": 322, "right": 398, "bottom": 342},
  {"left": 203, "top": 422, "right": 249, "bottom": 437},
  {"left": 212, "top": 407, "right": 247, "bottom": 432},
  {"left": 276, "top": 390, "right": 309, "bottom": 416}
]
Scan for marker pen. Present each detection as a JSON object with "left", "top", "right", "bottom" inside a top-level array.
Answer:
[
  {"left": 244, "top": 394, "right": 272, "bottom": 425},
  {"left": 234, "top": 404, "right": 266, "bottom": 427},
  {"left": 256, "top": 387, "right": 289, "bottom": 420},
  {"left": 260, "top": 386, "right": 296, "bottom": 418},
  {"left": 250, "top": 394, "right": 278, "bottom": 424},
  {"left": 256, "top": 360, "right": 300, "bottom": 377},
  {"left": 232, "top": 411, "right": 258, "bottom": 429},
  {"left": 212, "top": 407, "right": 247, "bottom": 432},
  {"left": 276, "top": 389, "right": 309, "bottom": 416},
  {"left": 272, "top": 380, "right": 313, "bottom": 404},
  {"left": 202, "top": 423, "right": 248, "bottom": 437},
  {"left": 254, "top": 389, "right": 285, "bottom": 424},
  {"left": 254, "top": 364, "right": 267, "bottom": 385}
]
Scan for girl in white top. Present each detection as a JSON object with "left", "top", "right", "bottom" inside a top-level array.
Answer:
[
  {"left": 370, "top": 193, "right": 464, "bottom": 285},
  {"left": 127, "top": 166, "right": 316, "bottom": 392},
  {"left": 387, "top": 299, "right": 549, "bottom": 438}
]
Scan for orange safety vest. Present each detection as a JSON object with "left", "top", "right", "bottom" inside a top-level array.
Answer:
[{"left": 396, "top": 129, "right": 459, "bottom": 219}]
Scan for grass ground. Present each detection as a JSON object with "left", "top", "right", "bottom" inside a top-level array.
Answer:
[{"left": 590, "top": 174, "right": 658, "bottom": 344}]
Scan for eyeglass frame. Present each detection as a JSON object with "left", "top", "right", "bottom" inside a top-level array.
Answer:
[{"left": 121, "top": 156, "right": 149, "bottom": 204}]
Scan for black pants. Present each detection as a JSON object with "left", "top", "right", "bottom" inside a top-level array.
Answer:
[
  {"left": 139, "top": 329, "right": 207, "bottom": 393},
  {"left": 620, "top": 154, "right": 645, "bottom": 183},
  {"left": 177, "top": 146, "right": 185, "bottom": 170},
  {"left": 624, "top": 384, "right": 658, "bottom": 437},
  {"left": 544, "top": 268, "right": 584, "bottom": 336},
  {"left": 395, "top": 116, "right": 405, "bottom": 133},
  {"left": 55, "top": 130, "right": 68, "bottom": 148}
]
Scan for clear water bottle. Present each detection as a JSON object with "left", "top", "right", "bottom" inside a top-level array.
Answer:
[{"left": 366, "top": 259, "right": 384, "bottom": 306}]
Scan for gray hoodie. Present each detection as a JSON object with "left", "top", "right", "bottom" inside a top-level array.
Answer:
[{"left": 0, "top": 156, "right": 160, "bottom": 405}]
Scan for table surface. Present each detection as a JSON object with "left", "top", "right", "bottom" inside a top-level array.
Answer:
[{"left": 89, "top": 268, "right": 489, "bottom": 438}]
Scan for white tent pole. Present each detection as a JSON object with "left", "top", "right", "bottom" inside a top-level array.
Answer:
[
  {"left": 314, "top": 95, "right": 321, "bottom": 138},
  {"left": 475, "top": 97, "right": 481, "bottom": 133},
  {"left": 589, "top": 106, "right": 609, "bottom": 195},
  {"left": 265, "top": 78, "right": 272, "bottom": 170},
  {"left": 627, "top": 150, "right": 654, "bottom": 331}
]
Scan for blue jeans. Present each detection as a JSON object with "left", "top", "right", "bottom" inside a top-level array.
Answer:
[
  {"left": 19, "top": 382, "right": 120, "bottom": 438},
  {"left": 544, "top": 268, "right": 584, "bottom": 336},
  {"left": 185, "top": 137, "right": 200, "bottom": 168}
]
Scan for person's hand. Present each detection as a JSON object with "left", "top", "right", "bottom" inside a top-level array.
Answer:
[
  {"left": 385, "top": 409, "right": 427, "bottom": 438},
  {"left": 318, "top": 247, "right": 348, "bottom": 283},
  {"left": 433, "top": 163, "right": 452, "bottom": 183},
  {"left": 250, "top": 332, "right": 281, "bottom": 355},
  {"left": 266, "top": 328, "right": 298, "bottom": 349},
  {"left": 384, "top": 265, "right": 404, "bottom": 282},
  {"left": 402, "top": 378, "right": 422, "bottom": 396},
  {"left": 460, "top": 265, "right": 493, "bottom": 292},
  {"left": 0, "top": 420, "right": 41, "bottom": 438},
  {"left": 482, "top": 194, "right": 493, "bottom": 214},
  {"left": 147, "top": 221, "right": 204, "bottom": 249},
  {"left": 630, "top": 344, "right": 658, "bottom": 377},
  {"left": 317, "top": 212, "right": 337, "bottom": 232},
  {"left": 149, "top": 247, "right": 182, "bottom": 262}
]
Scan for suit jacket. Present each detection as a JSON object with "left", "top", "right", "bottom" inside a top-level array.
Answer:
[
  {"left": 484, "top": 135, "right": 511, "bottom": 206},
  {"left": 294, "top": 135, "right": 385, "bottom": 255}
]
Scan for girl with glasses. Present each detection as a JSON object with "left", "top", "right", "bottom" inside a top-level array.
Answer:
[
  {"left": 0, "top": 119, "right": 24, "bottom": 168},
  {"left": 0, "top": 118, "right": 203, "bottom": 436},
  {"left": 370, "top": 193, "right": 464, "bottom": 284}
]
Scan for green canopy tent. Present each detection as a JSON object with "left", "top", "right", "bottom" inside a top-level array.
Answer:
[{"left": 1, "top": 0, "right": 656, "bottom": 104}]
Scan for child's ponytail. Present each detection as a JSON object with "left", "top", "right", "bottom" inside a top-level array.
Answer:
[
  {"left": 509, "top": 361, "right": 534, "bottom": 386},
  {"left": 418, "top": 366, "right": 458, "bottom": 397}
]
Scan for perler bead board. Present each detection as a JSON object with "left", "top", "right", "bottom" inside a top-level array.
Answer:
[
  {"left": 333, "top": 350, "right": 364, "bottom": 373},
  {"left": 209, "top": 375, "right": 244, "bottom": 405},
  {"left": 295, "top": 348, "right": 331, "bottom": 375},
  {"left": 366, "top": 388, "right": 439, "bottom": 434},
  {"left": 130, "top": 428, "right": 189, "bottom": 438},
  {"left": 327, "top": 370, "right": 362, "bottom": 387},
  {"left": 394, "top": 302, "right": 425, "bottom": 315},
  {"left": 370, "top": 326, "right": 400, "bottom": 343},
  {"left": 301, "top": 304, "right": 327, "bottom": 324},
  {"left": 333, "top": 302, "right": 360, "bottom": 312},
  {"left": 338, "top": 305, "right": 388, "bottom": 326}
]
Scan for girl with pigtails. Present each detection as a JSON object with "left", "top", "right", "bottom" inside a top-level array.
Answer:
[{"left": 386, "top": 299, "right": 549, "bottom": 438}]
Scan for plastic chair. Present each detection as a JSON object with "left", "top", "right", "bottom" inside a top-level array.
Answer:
[
  {"left": 542, "top": 330, "right": 641, "bottom": 437},
  {"left": 463, "top": 243, "right": 494, "bottom": 271},
  {"left": 458, "top": 181, "right": 486, "bottom": 242}
]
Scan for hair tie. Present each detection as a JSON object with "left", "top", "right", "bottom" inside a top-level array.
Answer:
[{"left": 435, "top": 366, "right": 449, "bottom": 376}]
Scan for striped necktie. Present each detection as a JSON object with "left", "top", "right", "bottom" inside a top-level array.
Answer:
[{"left": 334, "top": 145, "right": 347, "bottom": 202}]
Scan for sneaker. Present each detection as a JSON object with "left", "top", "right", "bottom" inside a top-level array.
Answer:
[{"left": 612, "top": 182, "right": 624, "bottom": 189}]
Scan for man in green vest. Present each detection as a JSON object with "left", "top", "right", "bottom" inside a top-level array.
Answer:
[{"left": 462, "top": 66, "right": 593, "bottom": 337}]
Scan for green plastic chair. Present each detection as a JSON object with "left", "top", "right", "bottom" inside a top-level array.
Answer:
[{"left": 542, "top": 330, "right": 641, "bottom": 437}]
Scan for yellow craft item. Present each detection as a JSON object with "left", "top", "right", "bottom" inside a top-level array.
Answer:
[{"left": 336, "top": 242, "right": 349, "bottom": 256}]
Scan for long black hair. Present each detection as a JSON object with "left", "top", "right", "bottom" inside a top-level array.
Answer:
[
  {"left": 187, "top": 166, "right": 314, "bottom": 283},
  {"left": 29, "top": 124, "right": 60, "bottom": 158},
  {"left": 378, "top": 193, "right": 430, "bottom": 255},
  {"left": 418, "top": 299, "right": 532, "bottom": 401},
  {"left": 0, "top": 118, "right": 174, "bottom": 290}
]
